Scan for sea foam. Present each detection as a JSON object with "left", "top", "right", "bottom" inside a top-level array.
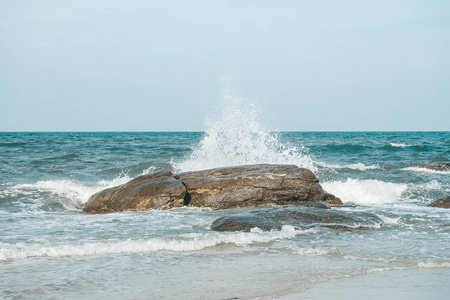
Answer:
[
  {"left": 322, "top": 179, "right": 408, "bottom": 205},
  {"left": 316, "top": 162, "right": 379, "bottom": 171},
  {"left": 390, "top": 143, "right": 411, "bottom": 148},
  {"left": 0, "top": 226, "right": 302, "bottom": 261},
  {"left": 402, "top": 167, "right": 450, "bottom": 175},
  {"left": 1, "top": 175, "right": 132, "bottom": 210},
  {"left": 173, "top": 90, "right": 315, "bottom": 173}
]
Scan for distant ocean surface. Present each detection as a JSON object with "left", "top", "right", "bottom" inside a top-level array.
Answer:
[{"left": 1, "top": 125, "right": 449, "bottom": 298}]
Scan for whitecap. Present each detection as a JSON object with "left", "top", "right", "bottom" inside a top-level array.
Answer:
[
  {"left": 402, "top": 167, "right": 450, "bottom": 175},
  {"left": 390, "top": 143, "right": 411, "bottom": 147}
]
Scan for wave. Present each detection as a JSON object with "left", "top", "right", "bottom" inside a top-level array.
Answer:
[
  {"left": 417, "top": 261, "right": 450, "bottom": 269},
  {"left": 0, "top": 226, "right": 303, "bottom": 261},
  {"left": 377, "top": 215, "right": 401, "bottom": 225},
  {"left": 402, "top": 167, "right": 450, "bottom": 175},
  {"left": 0, "top": 166, "right": 165, "bottom": 210},
  {"left": 172, "top": 89, "right": 315, "bottom": 173},
  {"left": 390, "top": 143, "right": 411, "bottom": 148},
  {"left": 322, "top": 178, "right": 448, "bottom": 206},
  {"left": 316, "top": 162, "right": 379, "bottom": 171},
  {"left": 321, "top": 143, "right": 370, "bottom": 152},
  {"left": 292, "top": 246, "right": 343, "bottom": 257},
  {"left": 0, "top": 176, "right": 132, "bottom": 210},
  {"left": 0, "top": 142, "right": 27, "bottom": 147},
  {"left": 322, "top": 179, "right": 408, "bottom": 205}
]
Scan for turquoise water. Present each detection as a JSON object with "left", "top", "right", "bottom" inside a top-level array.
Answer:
[{"left": 1, "top": 131, "right": 449, "bottom": 299}]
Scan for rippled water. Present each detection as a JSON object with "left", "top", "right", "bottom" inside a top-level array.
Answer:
[{"left": 1, "top": 125, "right": 449, "bottom": 299}]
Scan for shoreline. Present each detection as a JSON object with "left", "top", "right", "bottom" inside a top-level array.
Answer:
[{"left": 273, "top": 268, "right": 450, "bottom": 300}]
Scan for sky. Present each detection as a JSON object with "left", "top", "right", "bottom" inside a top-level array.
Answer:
[{"left": 1, "top": 0, "right": 449, "bottom": 131}]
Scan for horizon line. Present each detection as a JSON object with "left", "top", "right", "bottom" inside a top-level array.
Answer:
[{"left": 1, "top": 130, "right": 449, "bottom": 133}]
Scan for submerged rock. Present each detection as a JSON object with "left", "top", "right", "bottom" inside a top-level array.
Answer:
[
  {"left": 176, "top": 164, "right": 325, "bottom": 209},
  {"left": 410, "top": 162, "right": 450, "bottom": 171},
  {"left": 83, "top": 164, "right": 338, "bottom": 213},
  {"left": 429, "top": 196, "right": 450, "bottom": 209},
  {"left": 83, "top": 171, "right": 186, "bottom": 213},
  {"left": 211, "top": 206, "right": 383, "bottom": 232}
]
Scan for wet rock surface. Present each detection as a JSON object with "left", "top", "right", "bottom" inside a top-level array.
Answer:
[
  {"left": 83, "top": 171, "right": 186, "bottom": 213},
  {"left": 429, "top": 196, "right": 450, "bottom": 209},
  {"left": 176, "top": 164, "right": 325, "bottom": 209},
  {"left": 211, "top": 206, "right": 383, "bottom": 232},
  {"left": 83, "top": 164, "right": 338, "bottom": 213}
]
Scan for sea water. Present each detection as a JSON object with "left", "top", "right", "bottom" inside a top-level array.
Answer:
[{"left": 1, "top": 102, "right": 449, "bottom": 299}]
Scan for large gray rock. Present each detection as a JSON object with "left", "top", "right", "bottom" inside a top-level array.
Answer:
[
  {"left": 83, "top": 171, "right": 186, "bottom": 213},
  {"left": 83, "top": 164, "right": 337, "bottom": 213},
  {"left": 211, "top": 206, "right": 383, "bottom": 232},
  {"left": 410, "top": 162, "right": 450, "bottom": 171},
  {"left": 429, "top": 196, "right": 450, "bottom": 209},
  {"left": 176, "top": 164, "right": 326, "bottom": 209}
]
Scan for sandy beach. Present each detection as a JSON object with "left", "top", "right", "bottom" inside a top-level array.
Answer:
[{"left": 276, "top": 268, "right": 450, "bottom": 300}]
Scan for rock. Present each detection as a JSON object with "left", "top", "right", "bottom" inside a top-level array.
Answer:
[
  {"left": 323, "top": 192, "right": 343, "bottom": 206},
  {"left": 83, "top": 171, "right": 186, "bottom": 213},
  {"left": 83, "top": 164, "right": 338, "bottom": 213},
  {"left": 410, "top": 162, "right": 450, "bottom": 172},
  {"left": 176, "top": 164, "right": 326, "bottom": 209},
  {"left": 429, "top": 196, "right": 450, "bottom": 209},
  {"left": 211, "top": 206, "right": 383, "bottom": 232}
]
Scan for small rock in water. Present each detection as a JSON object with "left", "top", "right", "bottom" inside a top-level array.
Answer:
[
  {"left": 323, "top": 192, "right": 343, "bottom": 206},
  {"left": 210, "top": 206, "right": 383, "bottom": 232},
  {"left": 429, "top": 196, "right": 450, "bottom": 209}
]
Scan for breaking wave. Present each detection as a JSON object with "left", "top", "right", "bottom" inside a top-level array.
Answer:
[
  {"left": 172, "top": 89, "right": 315, "bottom": 172},
  {"left": 402, "top": 167, "right": 450, "bottom": 175},
  {"left": 0, "top": 176, "right": 132, "bottom": 210},
  {"left": 322, "top": 179, "right": 408, "bottom": 205},
  {"left": 316, "top": 162, "right": 379, "bottom": 171},
  {"left": 0, "top": 226, "right": 303, "bottom": 261},
  {"left": 390, "top": 143, "right": 411, "bottom": 148},
  {"left": 322, "top": 179, "right": 447, "bottom": 206}
]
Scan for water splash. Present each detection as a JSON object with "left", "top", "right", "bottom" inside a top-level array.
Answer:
[
  {"left": 173, "top": 88, "right": 315, "bottom": 172},
  {"left": 322, "top": 179, "right": 408, "bottom": 205}
]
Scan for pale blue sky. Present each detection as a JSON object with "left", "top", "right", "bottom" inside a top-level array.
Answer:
[{"left": 1, "top": 0, "right": 449, "bottom": 131}]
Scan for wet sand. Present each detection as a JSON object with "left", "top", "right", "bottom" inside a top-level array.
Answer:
[{"left": 275, "top": 268, "right": 450, "bottom": 300}]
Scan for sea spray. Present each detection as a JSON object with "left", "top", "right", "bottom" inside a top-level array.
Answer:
[{"left": 173, "top": 89, "right": 315, "bottom": 172}]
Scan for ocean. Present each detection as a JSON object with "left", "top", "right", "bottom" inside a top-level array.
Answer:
[{"left": 1, "top": 114, "right": 449, "bottom": 298}]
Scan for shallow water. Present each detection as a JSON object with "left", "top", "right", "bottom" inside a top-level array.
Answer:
[{"left": 1, "top": 128, "right": 449, "bottom": 299}]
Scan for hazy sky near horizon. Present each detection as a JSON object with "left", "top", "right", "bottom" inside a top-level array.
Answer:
[{"left": 1, "top": 0, "right": 449, "bottom": 131}]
